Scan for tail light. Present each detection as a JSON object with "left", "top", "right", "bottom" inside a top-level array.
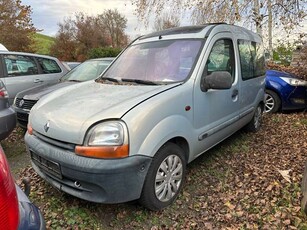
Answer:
[
  {"left": 0, "top": 146, "right": 19, "bottom": 230},
  {"left": 0, "top": 85, "right": 9, "bottom": 98}
]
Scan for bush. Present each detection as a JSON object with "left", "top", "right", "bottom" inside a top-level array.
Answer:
[{"left": 88, "top": 47, "right": 122, "bottom": 59}]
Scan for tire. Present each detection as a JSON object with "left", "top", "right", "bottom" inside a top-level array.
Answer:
[
  {"left": 265, "top": 90, "right": 281, "bottom": 113},
  {"left": 245, "top": 104, "right": 263, "bottom": 132},
  {"left": 139, "top": 142, "right": 186, "bottom": 211}
]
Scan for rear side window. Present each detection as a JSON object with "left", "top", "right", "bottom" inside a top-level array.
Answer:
[
  {"left": 36, "top": 57, "right": 61, "bottom": 74},
  {"left": 4, "top": 55, "right": 38, "bottom": 77},
  {"left": 206, "top": 39, "right": 235, "bottom": 81},
  {"left": 238, "top": 40, "right": 265, "bottom": 80}
]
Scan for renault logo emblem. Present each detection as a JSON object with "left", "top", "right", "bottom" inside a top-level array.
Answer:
[
  {"left": 44, "top": 121, "right": 50, "bottom": 132},
  {"left": 19, "top": 99, "right": 24, "bottom": 107}
]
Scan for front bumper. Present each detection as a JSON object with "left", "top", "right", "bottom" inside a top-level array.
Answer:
[
  {"left": 25, "top": 132, "right": 152, "bottom": 203},
  {"left": 282, "top": 85, "right": 307, "bottom": 111},
  {"left": 12, "top": 105, "right": 29, "bottom": 129},
  {"left": 0, "top": 107, "right": 16, "bottom": 140}
]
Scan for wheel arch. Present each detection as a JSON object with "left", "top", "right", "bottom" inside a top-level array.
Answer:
[
  {"left": 265, "top": 87, "right": 282, "bottom": 111},
  {"left": 134, "top": 115, "right": 193, "bottom": 161},
  {"left": 165, "top": 137, "right": 190, "bottom": 163}
]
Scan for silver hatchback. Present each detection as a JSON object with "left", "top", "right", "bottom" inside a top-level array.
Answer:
[{"left": 0, "top": 51, "right": 69, "bottom": 104}]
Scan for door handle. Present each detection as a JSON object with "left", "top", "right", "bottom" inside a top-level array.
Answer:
[
  {"left": 232, "top": 89, "right": 238, "bottom": 98},
  {"left": 34, "top": 79, "right": 43, "bottom": 83}
]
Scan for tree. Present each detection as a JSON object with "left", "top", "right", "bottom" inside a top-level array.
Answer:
[
  {"left": 0, "top": 0, "right": 37, "bottom": 52},
  {"left": 50, "top": 18, "right": 79, "bottom": 61},
  {"left": 50, "top": 13, "right": 113, "bottom": 61},
  {"left": 153, "top": 13, "right": 180, "bottom": 31},
  {"left": 131, "top": 0, "right": 306, "bottom": 59},
  {"left": 98, "top": 9, "right": 128, "bottom": 48}
]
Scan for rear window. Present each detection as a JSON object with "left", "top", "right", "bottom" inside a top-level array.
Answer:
[
  {"left": 36, "top": 57, "right": 61, "bottom": 74},
  {"left": 238, "top": 40, "right": 265, "bottom": 80}
]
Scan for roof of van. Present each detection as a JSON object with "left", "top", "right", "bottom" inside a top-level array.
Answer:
[{"left": 138, "top": 23, "right": 261, "bottom": 43}]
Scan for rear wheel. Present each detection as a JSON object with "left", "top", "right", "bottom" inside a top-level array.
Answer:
[
  {"left": 246, "top": 104, "right": 263, "bottom": 132},
  {"left": 265, "top": 90, "right": 281, "bottom": 113},
  {"left": 139, "top": 143, "right": 186, "bottom": 211}
]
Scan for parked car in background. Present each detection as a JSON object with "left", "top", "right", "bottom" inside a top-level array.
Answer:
[
  {"left": 0, "top": 51, "right": 69, "bottom": 104},
  {"left": 65, "top": 61, "right": 81, "bottom": 69},
  {"left": 265, "top": 70, "right": 307, "bottom": 113},
  {"left": 0, "top": 145, "right": 45, "bottom": 229},
  {"left": 13, "top": 57, "right": 114, "bottom": 128},
  {"left": 25, "top": 24, "right": 265, "bottom": 210},
  {"left": 0, "top": 43, "right": 8, "bottom": 51},
  {"left": 0, "top": 79, "right": 15, "bottom": 140}
]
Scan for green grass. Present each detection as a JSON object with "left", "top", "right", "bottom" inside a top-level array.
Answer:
[{"left": 32, "top": 33, "right": 55, "bottom": 55}]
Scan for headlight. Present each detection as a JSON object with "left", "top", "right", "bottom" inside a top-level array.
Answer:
[
  {"left": 280, "top": 77, "right": 307, "bottom": 87},
  {"left": 75, "top": 121, "right": 129, "bottom": 159},
  {"left": 88, "top": 121, "right": 125, "bottom": 146}
]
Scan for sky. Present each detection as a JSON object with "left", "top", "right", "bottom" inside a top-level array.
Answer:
[{"left": 21, "top": 0, "right": 152, "bottom": 39}]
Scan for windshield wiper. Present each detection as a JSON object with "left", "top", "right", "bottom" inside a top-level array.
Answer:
[
  {"left": 121, "top": 78, "right": 160, "bottom": 85},
  {"left": 97, "top": 77, "right": 121, "bottom": 83},
  {"left": 67, "top": 79, "right": 82, "bottom": 82}
]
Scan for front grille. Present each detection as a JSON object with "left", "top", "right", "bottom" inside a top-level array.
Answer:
[
  {"left": 15, "top": 98, "right": 37, "bottom": 110},
  {"left": 33, "top": 130, "right": 76, "bottom": 151}
]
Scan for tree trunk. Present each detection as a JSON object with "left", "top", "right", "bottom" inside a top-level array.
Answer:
[
  {"left": 253, "top": 0, "right": 262, "bottom": 37},
  {"left": 268, "top": 0, "right": 273, "bottom": 59}
]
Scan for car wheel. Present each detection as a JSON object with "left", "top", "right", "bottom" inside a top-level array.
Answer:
[
  {"left": 265, "top": 90, "right": 281, "bottom": 113},
  {"left": 245, "top": 104, "right": 263, "bottom": 132},
  {"left": 139, "top": 142, "right": 186, "bottom": 211}
]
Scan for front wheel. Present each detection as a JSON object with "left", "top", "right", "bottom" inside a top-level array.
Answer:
[
  {"left": 265, "top": 90, "right": 281, "bottom": 113},
  {"left": 139, "top": 143, "right": 186, "bottom": 211},
  {"left": 245, "top": 104, "right": 263, "bottom": 132}
]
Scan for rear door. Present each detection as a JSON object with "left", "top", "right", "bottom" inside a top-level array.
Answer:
[
  {"left": 237, "top": 40, "right": 265, "bottom": 117},
  {"left": 1, "top": 54, "right": 64, "bottom": 104}
]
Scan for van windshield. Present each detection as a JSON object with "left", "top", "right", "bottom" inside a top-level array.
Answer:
[{"left": 102, "top": 40, "right": 203, "bottom": 84}]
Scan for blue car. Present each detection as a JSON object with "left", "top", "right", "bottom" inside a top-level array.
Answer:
[
  {"left": 265, "top": 70, "right": 307, "bottom": 113},
  {"left": 0, "top": 145, "right": 45, "bottom": 230}
]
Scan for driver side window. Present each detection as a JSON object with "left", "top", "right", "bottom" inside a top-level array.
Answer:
[{"left": 206, "top": 39, "right": 235, "bottom": 81}]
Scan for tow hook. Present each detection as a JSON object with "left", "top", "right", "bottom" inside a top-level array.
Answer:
[{"left": 22, "top": 177, "right": 31, "bottom": 196}]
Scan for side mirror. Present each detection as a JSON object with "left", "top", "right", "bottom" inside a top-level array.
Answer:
[{"left": 201, "top": 71, "right": 232, "bottom": 92}]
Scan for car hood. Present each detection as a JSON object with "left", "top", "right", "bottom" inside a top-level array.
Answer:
[
  {"left": 266, "top": 69, "right": 298, "bottom": 79},
  {"left": 30, "top": 81, "right": 179, "bottom": 144},
  {"left": 17, "top": 82, "right": 76, "bottom": 100}
]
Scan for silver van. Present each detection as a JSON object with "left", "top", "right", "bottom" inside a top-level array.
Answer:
[{"left": 25, "top": 24, "right": 265, "bottom": 210}]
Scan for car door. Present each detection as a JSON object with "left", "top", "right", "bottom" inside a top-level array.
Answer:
[
  {"left": 1, "top": 54, "right": 43, "bottom": 104},
  {"left": 237, "top": 40, "right": 265, "bottom": 117},
  {"left": 192, "top": 33, "right": 241, "bottom": 157}
]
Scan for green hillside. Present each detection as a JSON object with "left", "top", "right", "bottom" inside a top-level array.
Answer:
[{"left": 32, "top": 33, "right": 55, "bottom": 55}]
